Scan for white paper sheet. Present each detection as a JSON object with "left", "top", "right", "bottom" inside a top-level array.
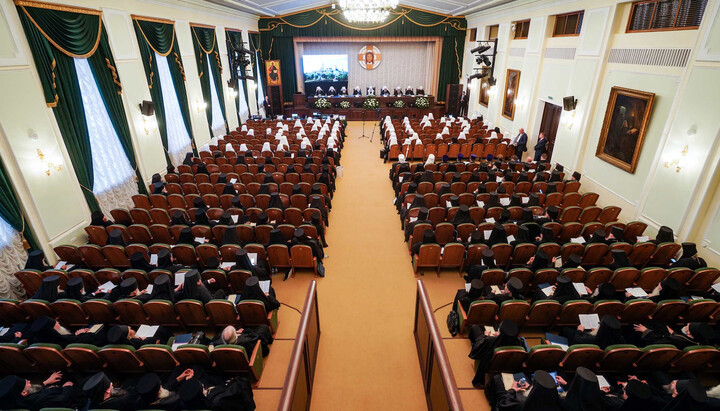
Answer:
[
  {"left": 486, "top": 217, "right": 496, "bottom": 223},
  {"left": 149, "top": 254, "right": 158, "bottom": 265},
  {"left": 259, "top": 280, "right": 271, "bottom": 294},
  {"left": 409, "top": 217, "right": 417, "bottom": 223},
  {"left": 54, "top": 261, "right": 67, "bottom": 270},
  {"left": 636, "top": 236, "right": 650, "bottom": 242},
  {"left": 194, "top": 237, "right": 206, "bottom": 243},
  {"left": 446, "top": 201, "right": 452, "bottom": 208},
  {"left": 98, "top": 281, "right": 116, "bottom": 293},
  {"left": 522, "top": 197, "right": 529, "bottom": 204},
  {"left": 174, "top": 272, "right": 186, "bottom": 286},
  {"left": 573, "top": 283, "right": 588, "bottom": 296},
  {"left": 136, "top": 325, "right": 159, "bottom": 339},
  {"left": 499, "top": 198, "right": 511, "bottom": 206},
  {"left": 555, "top": 257, "right": 563, "bottom": 268},
  {"left": 465, "top": 283, "right": 471, "bottom": 292},
  {"left": 579, "top": 314, "right": 600, "bottom": 329},
  {"left": 597, "top": 375, "right": 610, "bottom": 390},
  {"left": 146, "top": 285, "right": 153, "bottom": 294},
  {"left": 625, "top": 287, "right": 648, "bottom": 298},
  {"left": 221, "top": 262, "right": 234, "bottom": 270},
  {"left": 571, "top": 237, "right": 586, "bottom": 244},
  {"left": 507, "top": 235, "right": 516, "bottom": 243},
  {"left": 477, "top": 201, "right": 485, "bottom": 207},
  {"left": 231, "top": 215, "right": 239, "bottom": 223},
  {"left": 248, "top": 253, "right": 257, "bottom": 265},
  {"left": 484, "top": 230, "right": 492, "bottom": 238}
]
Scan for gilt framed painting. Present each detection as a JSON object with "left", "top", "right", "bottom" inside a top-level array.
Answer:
[
  {"left": 502, "top": 69, "right": 520, "bottom": 120},
  {"left": 595, "top": 86, "right": 655, "bottom": 173},
  {"left": 265, "top": 60, "right": 281, "bottom": 86}
]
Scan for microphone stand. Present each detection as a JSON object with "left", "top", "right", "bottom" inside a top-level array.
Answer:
[{"left": 359, "top": 108, "right": 369, "bottom": 139}]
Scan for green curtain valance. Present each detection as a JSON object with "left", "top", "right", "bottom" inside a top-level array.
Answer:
[
  {"left": 225, "top": 29, "right": 246, "bottom": 124},
  {"left": 258, "top": 6, "right": 467, "bottom": 102},
  {"left": 133, "top": 17, "right": 176, "bottom": 56},
  {"left": 190, "top": 24, "right": 228, "bottom": 136},
  {"left": 133, "top": 16, "right": 198, "bottom": 162},
  {"left": 17, "top": 1, "right": 147, "bottom": 211}
]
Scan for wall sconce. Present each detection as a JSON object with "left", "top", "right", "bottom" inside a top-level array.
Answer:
[
  {"left": 138, "top": 100, "right": 157, "bottom": 135},
  {"left": 228, "top": 88, "right": 238, "bottom": 99},
  {"left": 227, "top": 79, "right": 238, "bottom": 99},
  {"left": 36, "top": 148, "right": 62, "bottom": 176},
  {"left": 516, "top": 96, "right": 527, "bottom": 110},
  {"left": 560, "top": 109, "right": 577, "bottom": 129},
  {"left": 488, "top": 86, "right": 498, "bottom": 97},
  {"left": 194, "top": 99, "right": 208, "bottom": 113},
  {"left": 663, "top": 145, "right": 689, "bottom": 173}
]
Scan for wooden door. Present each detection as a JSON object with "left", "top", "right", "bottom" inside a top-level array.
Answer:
[{"left": 539, "top": 102, "right": 562, "bottom": 161}]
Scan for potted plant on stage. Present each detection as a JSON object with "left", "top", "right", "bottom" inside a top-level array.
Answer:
[
  {"left": 363, "top": 96, "right": 379, "bottom": 110},
  {"left": 314, "top": 97, "right": 332, "bottom": 112},
  {"left": 339, "top": 100, "right": 351, "bottom": 109},
  {"left": 393, "top": 99, "right": 405, "bottom": 108},
  {"left": 415, "top": 96, "right": 430, "bottom": 109}
]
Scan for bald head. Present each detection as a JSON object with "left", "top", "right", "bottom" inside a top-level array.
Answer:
[{"left": 222, "top": 326, "right": 237, "bottom": 344}]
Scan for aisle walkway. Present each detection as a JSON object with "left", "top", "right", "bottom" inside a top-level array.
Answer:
[{"left": 308, "top": 121, "right": 427, "bottom": 409}]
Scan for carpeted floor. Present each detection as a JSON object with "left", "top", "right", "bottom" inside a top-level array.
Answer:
[{"left": 254, "top": 121, "right": 489, "bottom": 410}]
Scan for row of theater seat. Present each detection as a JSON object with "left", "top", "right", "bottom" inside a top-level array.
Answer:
[
  {"left": 411, "top": 240, "right": 683, "bottom": 274},
  {"left": 46, "top": 241, "right": 318, "bottom": 278},
  {"left": 0, "top": 295, "right": 277, "bottom": 333},
  {"left": 465, "top": 266, "right": 718, "bottom": 294},
  {"left": 482, "top": 342, "right": 720, "bottom": 376},
  {"left": 97, "top": 207, "right": 325, "bottom": 239},
  {"left": 0, "top": 339, "right": 263, "bottom": 381},
  {"left": 387, "top": 141, "right": 517, "bottom": 161},
  {"left": 458, "top": 297, "right": 720, "bottom": 334}
]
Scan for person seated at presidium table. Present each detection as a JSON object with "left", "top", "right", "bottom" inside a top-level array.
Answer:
[
  {"left": 380, "top": 86, "right": 390, "bottom": 96},
  {"left": 353, "top": 86, "right": 362, "bottom": 96}
]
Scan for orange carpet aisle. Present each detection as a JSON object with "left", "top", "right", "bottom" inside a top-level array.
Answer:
[{"left": 258, "top": 121, "right": 490, "bottom": 409}]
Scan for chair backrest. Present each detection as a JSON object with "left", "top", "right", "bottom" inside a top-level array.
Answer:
[
  {"left": 439, "top": 243, "right": 464, "bottom": 268},
  {"left": 497, "top": 300, "right": 530, "bottom": 325},
  {"left": 98, "top": 345, "right": 145, "bottom": 372},
  {"left": 237, "top": 300, "right": 271, "bottom": 327},
  {"left": 62, "top": 343, "right": 104, "bottom": 372},
  {"left": 143, "top": 300, "right": 180, "bottom": 327},
  {"left": 560, "top": 344, "right": 603, "bottom": 371},
  {"left": 525, "top": 345, "right": 566, "bottom": 371},
  {"left": 206, "top": 300, "right": 240, "bottom": 327},
  {"left": 634, "top": 344, "right": 681, "bottom": 371},
  {"left": 24, "top": 343, "right": 71, "bottom": 371},
  {"left": 113, "top": 299, "right": 149, "bottom": 327},
  {"left": 646, "top": 242, "right": 681, "bottom": 267},
  {"left": 136, "top": 345, "right": 179, "bottom": 372},
  {"left": 597, "top": 344, "right": 643, "bottom": 372},
  {"left": 686, "top": 268, "right": 720, "bottom": 293},
  {"left": 290, "top": 244, "right": 315, "bottom": 268},
  {"left": 81, "top": 299, "right": 117, "bottom": 324},
  {"left": 50, "top": 299, "right": 89, "bottom": 327},
  {"left": 175, "top": 300, "right": 210, "bottom": 327},
  {"left": 525, "top": 301, "right": 563, "bottom": 327},
  {"left": 651, "top": 299, "right": 688, "bottom": 323}
]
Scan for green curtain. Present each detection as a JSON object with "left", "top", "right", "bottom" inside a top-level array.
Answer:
[
  {"left": 133, "top": 17, "right": 197, "bottom": 161},
  {"left": 258, "top": 6, "right": 467, "bottom": 102},
  {"left": 17, "top": 4, "right": 143, "bottom": 212},
  {"left": 249, "top": 32, "right": 262, "bottom": 111},
  {"left": 0, "top": 156, "right": 38, "bottom": 251},
  {"left": 190, "top": 25, "right": 228, "bottom": 136},
  {"left": 225, "top": 29, "right": 244, "bottom": 125}
]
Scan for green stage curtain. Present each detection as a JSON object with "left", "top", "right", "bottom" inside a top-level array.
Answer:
[
  {"left": 0, "top": 156, "right": 38, "bottom": 250},
  {"left": 133, "top": 17, "right": 197, "bottom": 161},
  {"left": 258, "top": 6, "right": 466, "bottom": 102},
  {"left": 225, "top": 29, "right": 247, "bottom": 124},
  {"left": 190, "top": 25, "right": 228, "bottom": 136},
  {"left": 16, "top": 3, "right": 148, "bottom": 211},
  {"left": 249, "top": 32, "right": 262, "bottom": 110}
]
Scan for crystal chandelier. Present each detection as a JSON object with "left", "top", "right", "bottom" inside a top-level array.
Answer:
[{"left": 338, "top": 0, "right": 399, "bottom": 24}]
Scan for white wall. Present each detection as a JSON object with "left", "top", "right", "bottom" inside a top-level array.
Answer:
[
  {"left": 0, "top": 0, "right": 257, "bottom": 262},
  {"left": 463, "top": 0, "right": 720, "bottom": 267}
]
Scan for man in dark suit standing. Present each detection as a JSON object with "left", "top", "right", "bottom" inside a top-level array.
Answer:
[
  {"left": 512, "top": 128, "right": 528, "bottom": 159},
  {"left": 533, "top": 132, "right": 547, "bottom": 161},
  {"left": 262, "top": 96, "right": 273, "bottom": 119},
  {"left": 458, "top": 91, "right": 468, "bottom": 117}
]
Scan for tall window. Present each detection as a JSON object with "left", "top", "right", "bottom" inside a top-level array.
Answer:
[
  {"left": 156, "top": 52, "right": 192, "bottom": 164},
  {"left": 628, "top": 0, "right": 708, "bottom": 32},
  {"left": 0, "top": 217, "right": 17, "bottom": 249},
  {"left": 74, "top": 58, "right": 135, "bottom": 196},
  {"left": 468, "top": 28, "right": 477, "bottom": 42},
  {"left": 553, "top": 11, "right": 584, "bottom": 36},
  {"left": 206, "top": 54, "right": 226, "bottom": 137},
  {"left": 255, "top": 54, "right": 266, "bottom": 116},
  {"left": 488, "top": 25, "right": 499, "bottom": 40},
  {"left": 238, "top": 77, "right": 250, "bottom": 123},
  {"left": 514, "top": 20, "right": 531, "bottom": 39}
]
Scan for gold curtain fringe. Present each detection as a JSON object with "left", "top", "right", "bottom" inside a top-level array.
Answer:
[
  {"left": 148, "top": 54, "right": 154, "bottom": 89},
  {"left": 105, "top": 58, "right": 122, "bottom": 94},
  {"left": 134, "top": 19, "right": 175, "bottom": 57},
  {"left": 191, "top": 26, "right": 216, "bottom": 54},
  {"left": 174, "top": 52, "right": 186, "bottom": 81},
  {"left": 14, "top": 0, "right": 101, "bottom": 15},
  {"left": 260, "top": 8, "right": 466, "bottom": 32},
  {"left": 131, "top": 15, "right": 174, "bottom": 24},
  {"left": 214, "top": 51, "right": 222, "bottom": 74},
  {"left": 20, "top": 6, "right": 103, "bottom": 58}
]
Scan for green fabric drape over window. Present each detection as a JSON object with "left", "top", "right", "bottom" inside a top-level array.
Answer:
[
  {"left": 249, "top": 32, "right": 261, "bottom": 111},
  {"left": 225, "top": 29, "right": 245, "bottom": 124},
  {"left": 16, "top": 3, "right": 147, "bottom": 211},
  {"left": 133, "top": 17, "right": 197, "bottom": 162},
  {"left": 258, "top": 6, "right": 467, "bottom": 102},
  {"left": 190, "top": 25, "right": 228, "bottom": 136},
  {"left": 0, "top": 156, "right": 38, "bottom": 251}
]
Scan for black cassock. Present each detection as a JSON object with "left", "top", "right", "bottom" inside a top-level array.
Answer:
[
  {"left": 24, "top": 385, "right": 80, "bottom": 411},
  {"left": 468, "top": 322, "right": 521, "bottom": 386},
  {"left": 205, "top": 377, "right": 256, "bottom": 411},
  {"left": 485, "top": 373, "right": 527, "bottom": 411}
]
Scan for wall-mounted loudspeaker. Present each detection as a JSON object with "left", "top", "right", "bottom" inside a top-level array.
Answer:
[
  {"left": 139, "top": 100, "right": 154, "bottom": 116},
  {"left": 563, "top": 96, "right": 577, "bottom": 111}
]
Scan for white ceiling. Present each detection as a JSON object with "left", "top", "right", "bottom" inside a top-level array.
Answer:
[{"left": 202, "top": 0, "right": 519, "bottom": 17}]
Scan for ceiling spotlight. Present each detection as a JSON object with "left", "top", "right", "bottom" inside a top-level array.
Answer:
[{"left": 471, "top": 44, "right": 491, "bottom": 54}]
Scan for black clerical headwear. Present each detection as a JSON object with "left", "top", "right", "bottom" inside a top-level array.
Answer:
[
  {"left": 25, "top": 249, "right": 47, "bottom": 270},
  {"left": 529, "top": 250, "right": 549, "bottom": 272},
  {"left": 563, "top": 253, "right": 582, "bottom": 269},
  {"left": 572, "top": 171, "right": 581, "bottom": 181},
  {"left": 468, "top": 279, "right": 485, "bottom": 299},
  {"left": 590, "top": 229, "right": 606, "bottom": 243},
  {"left": 64, "top": 276, "right": 85, "bottom": 300},
  {"left": 523, "top": 370, "right": 561, "bottom": 411},
  {"left": 137, "top": 373, "right": 162, "bottom": 403},
  {"left": 656, "top": 226, "right": 674, "bottom": 243},
  {"left": 507, "top": 277, "right": 523, "bottom": 297},
  {"left": 33, "top": 275, "right": 59, "bottom": 301},
  {"left": 0, "top": 375, "right": 26, "bottom": 404},
  {"left": 546, "top": 205, "right": 559, "bottom": 219},
  {"left": 564, "top": 367, "right": 602, "bottom": 411},
  {"left": 680, "top": 242, "right": 698, "bottom": 259},
  {"left": 83, "top": 372, "right": 111, "bottom": 404},
  {"left": 596, "top": 283, "right": 616, "bottom": 300},
  {"left": 107, "top": 325, "right": 129, "bottom": 344}
]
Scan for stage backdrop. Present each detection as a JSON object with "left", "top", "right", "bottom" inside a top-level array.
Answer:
[
  {"left": 296, "top": 38, "right": 440, "bottom": 95},
  {"left": 258, "top": 6, "right": 467, "bottom": 103}
]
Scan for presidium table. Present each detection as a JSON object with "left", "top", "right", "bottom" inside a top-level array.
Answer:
[{"left": 286, "top": 94, "right": 446, "bottom": 120}]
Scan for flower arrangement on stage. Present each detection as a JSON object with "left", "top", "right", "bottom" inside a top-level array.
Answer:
[
  {"left": 363, "top": 96, "right": 379, "bottom": 109},
  {"left": 393, "top": 99, "right": 405, "bottom": 108},
  {"left": 339, "top": 100, "right": 351, "bottom": 109},
  {"left": 314, "top": 98, "right": 332, "bottom": 109},
  {"left": 415, "top": 96, "right": 430, "bottom": 109}
]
